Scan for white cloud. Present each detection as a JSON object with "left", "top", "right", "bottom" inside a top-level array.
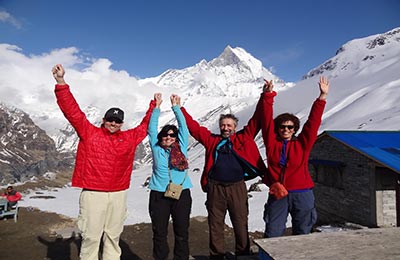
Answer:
[
  {"left": 0, "top": 44, "right": 160, "bottom": 135},
  {"left": 0, "top": 10, "right": 22, "bottom": 29}
]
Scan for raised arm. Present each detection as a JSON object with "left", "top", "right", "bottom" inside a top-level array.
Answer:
[
  {"left": 297, "top": 76, "right": 329, "bottom": 147},
  {"left": 52, "top": 64, "right": 93, "bottom": 138},
  {"left": 261, "top": 79, "right": 277, "bottom": 152},
  {"left": 131, "top": 94, "right": 156, "bottom": 143},
  {"left": 180, "top": 106, "right": 213, "bottom": 146},
  {"left": 148, "top": 93, "right": 162, "bottom": 147},
  {"left": 171, "top": 94, "right": 189, "bottom": 152},
  {"left": 241, "top": 80, "right": 273, "bottom": 138}
]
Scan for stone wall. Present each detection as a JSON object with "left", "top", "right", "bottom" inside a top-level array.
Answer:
[{"left": 309, "top": 136, "right": 378, "bottom": 227}]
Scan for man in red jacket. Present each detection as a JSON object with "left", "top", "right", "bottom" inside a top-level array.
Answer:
[
  {"left": 1, "top": 186, "right": 22, "bottom": 210},
  {"left": 52, "top": 64, "right": 156, "bottom": 260},
  {"left": 180, "top": 90, "right": 268, "bottom": 259}
]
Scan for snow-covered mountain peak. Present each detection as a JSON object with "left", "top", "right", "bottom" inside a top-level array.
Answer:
[
  {"left": 210, "top": 45, "right": 264, "bottom": 79},
  {"left": 304, "top": 27, "right": 400, "bottom": 80},
  {"left": 139, "top": 46, "right": 287, "bottom": 99},
  {"left": 211, "top": 45, "right": 259, "bottom": 66}
]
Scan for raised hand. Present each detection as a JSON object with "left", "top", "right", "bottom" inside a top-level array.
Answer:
[
  {"left": 170, "top": 94, "right": 181, "bottom": 107},
  {"left": 154, "top": 93, "right": 162, "bottom": 108},
  {"left": 318, "top": 76, "right": 329, "bottom": 100},
  {"left": 52, "top": 64, "right": 66, "bottom": 85},
  {"left": 176, "top": 96, "right": 181, "bottom": 107},
  {"left": 263, "top": 79, "right": 274, "bottom": 93}
]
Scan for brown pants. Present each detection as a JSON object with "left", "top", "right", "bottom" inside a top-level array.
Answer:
[{"left": 206, "top": 180, "right": 250, "bottom": 256}]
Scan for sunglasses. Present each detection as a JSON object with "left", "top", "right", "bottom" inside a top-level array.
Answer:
[
  {"left": 162, "top": 132, "right": 177, "bottom": 138},
  {"left": 105, "top": 117, "right": 123, "bottom": 124},
  {"left": 279, "top": 125, "right": 295, "bottom": 130}
]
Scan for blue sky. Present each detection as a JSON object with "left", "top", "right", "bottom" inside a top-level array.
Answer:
[{"left": 1, "top": 0, "right": 399, "bottom": 82}]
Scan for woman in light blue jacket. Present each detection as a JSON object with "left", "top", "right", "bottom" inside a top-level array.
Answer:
[{"left": 148, "top": 93, "right": 193, "bottom": 260}]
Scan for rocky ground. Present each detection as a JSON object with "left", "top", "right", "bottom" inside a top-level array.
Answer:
[{"left": 0, "top": 207, "right": 265, "bottom": 259}]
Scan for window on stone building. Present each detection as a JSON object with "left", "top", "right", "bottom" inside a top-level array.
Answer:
[{"left": 309, "top": 159, "right": 345, "bottom": 189}]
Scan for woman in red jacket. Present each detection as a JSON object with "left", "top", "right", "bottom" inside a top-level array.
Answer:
[{"left": 261, "top": 76, "right": 329, "bottom": 237}]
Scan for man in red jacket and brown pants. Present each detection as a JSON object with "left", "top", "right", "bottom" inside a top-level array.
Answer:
[
  {"left": 180, "top": 89, "right": 268, "bottom": 259},
  {"left": 52, "top": 64, "right": 156, "bottom": 260}
]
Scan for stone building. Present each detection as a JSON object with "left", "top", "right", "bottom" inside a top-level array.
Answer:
[{"left": 309, "top": 131, "right": 400, "bottom": 227}]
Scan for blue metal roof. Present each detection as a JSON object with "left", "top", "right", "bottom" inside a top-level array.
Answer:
[{"left": 321, "top": 131, "right": 400, "bottom": 174}]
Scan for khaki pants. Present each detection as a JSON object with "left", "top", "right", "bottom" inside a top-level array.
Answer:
[{"left": 78, "top": 189, "right": 127, "bottom": 260}]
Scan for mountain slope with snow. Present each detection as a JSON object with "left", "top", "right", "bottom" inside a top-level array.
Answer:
[{"left": 276, "top": 27, "right": 400, "bottom": 132}]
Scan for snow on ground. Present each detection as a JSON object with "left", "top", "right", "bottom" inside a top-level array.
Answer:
[{"left": 18, "top": 164, "right": 293, "bottom": 232}]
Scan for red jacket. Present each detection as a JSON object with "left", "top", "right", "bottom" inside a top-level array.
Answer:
[
  {"left": 181, "top": 93, "right": 268, "bottom": 192},
  {"left": 262, "top": 91, "right": 326, "bottom": 190},
  {"left": 2, "top": 191, "right": 22, "bottom": 202},
  {"left": 55, "top": 84, "right": 155, "bottom": 191}
]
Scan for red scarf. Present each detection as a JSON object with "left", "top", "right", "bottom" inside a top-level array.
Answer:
[{"left": 167, "top": 142, "right": 189, "bottom": 171}]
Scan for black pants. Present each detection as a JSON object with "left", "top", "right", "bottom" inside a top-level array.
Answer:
[{"left": 149, "top": 189, "right": 192, "bottom": 260}]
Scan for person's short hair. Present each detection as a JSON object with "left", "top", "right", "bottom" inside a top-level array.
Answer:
[
  {"left": 7, "top": 186, "right": 13, "bottom": 190},
  {"left": 274, "top": 113, "right": 300, "bottom": 134},
  {"left": 157, "top": 125, "right": 178, "bottom": 144},
  {"left": 219, "top": 114, "right": 238, "bottom": 127}
]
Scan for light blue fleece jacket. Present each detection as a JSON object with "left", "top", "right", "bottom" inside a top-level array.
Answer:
[{"left": 147, "top": 106, "right": 193, "bottom": 192}]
